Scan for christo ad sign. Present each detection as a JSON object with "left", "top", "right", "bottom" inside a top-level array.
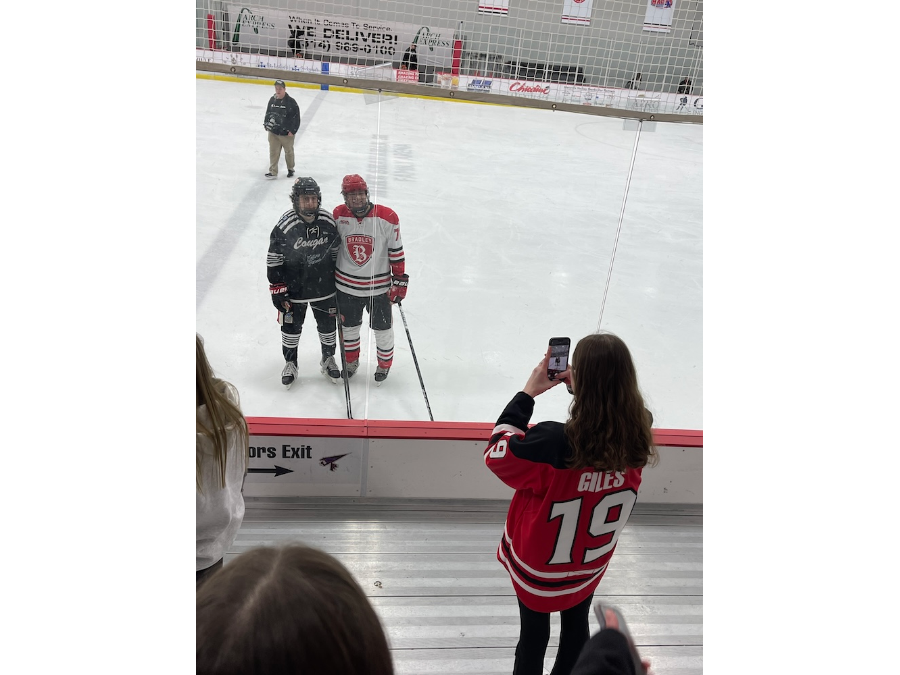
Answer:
[{"left": 226, "top": 6, "right": 454, "bottom": 67}]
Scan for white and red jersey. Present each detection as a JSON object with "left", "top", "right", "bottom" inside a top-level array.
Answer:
[
  {"left": 484, "top": 392, "right": 644, "bottom": 613},
  {"left": 332, "top": 203, "right": 405, "bottom": 297}
]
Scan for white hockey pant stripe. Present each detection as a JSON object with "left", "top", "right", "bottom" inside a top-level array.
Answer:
[
  {"left": 374, "top": 329, "right": 394, "bottom": 364},
  {"left": 343, "top": 324, "right": 361, "bottom": 352}
]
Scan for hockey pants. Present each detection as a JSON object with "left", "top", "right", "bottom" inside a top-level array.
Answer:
[
  {"left": 280, "top": 297, "right": 337, "bottom": 364},
  {"left": 336, "top": 290, "right": 394, "bottom": 368}
]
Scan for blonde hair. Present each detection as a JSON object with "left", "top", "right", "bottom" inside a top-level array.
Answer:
[{"left": 196, "top": 335, "right": 248, "bottom": 491}]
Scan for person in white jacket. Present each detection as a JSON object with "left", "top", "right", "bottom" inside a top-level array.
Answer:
[{"left": 196, "top": 334, "right": 249, "bottom": 586}]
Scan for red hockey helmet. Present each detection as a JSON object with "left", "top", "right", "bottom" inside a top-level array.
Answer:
[
  {"left": 341, "top": 174, "right": 368, "bottom": 195},
  {"left": 341, "top": 174, "right": 371, "bottom": 217}
]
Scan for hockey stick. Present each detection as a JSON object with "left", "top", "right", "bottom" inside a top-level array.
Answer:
[
  {"left": 396, "top": 301, "right": 433, "bottom": 421},
  {"left": 333, "top": 295, "right": 353, "bottom": 419}
]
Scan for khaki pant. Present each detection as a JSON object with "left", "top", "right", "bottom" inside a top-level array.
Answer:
[{"left": 268, "top": 132, "right": 296, "bottom": 175}]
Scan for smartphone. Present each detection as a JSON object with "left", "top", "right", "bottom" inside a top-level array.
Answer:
[
  {"left": 593, "top": 601, "right": 647, "bottom": 675},
  {"left": 547, "top": 337, "right": 571, "bottom": 381}
]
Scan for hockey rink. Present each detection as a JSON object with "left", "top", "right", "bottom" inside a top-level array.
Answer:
[{"left": 196, "top": 76, "right": 702, "bottom": 429}]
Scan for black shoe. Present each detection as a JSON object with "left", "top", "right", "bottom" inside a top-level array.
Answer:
[
  {"left": 287, "top": 170, "right": 295, "bottom": 178},
  {"left": 265, "top": 172, "right": 276, "bottom": 179}
]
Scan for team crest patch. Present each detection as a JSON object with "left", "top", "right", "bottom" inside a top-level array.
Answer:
[{"left": 346, "top": 235, "right": 374, "bottom": 267}]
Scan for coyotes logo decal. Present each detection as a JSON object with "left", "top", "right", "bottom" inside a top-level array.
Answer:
[{"left": 345, "top": 235, "right": 374, "bottom": 267}]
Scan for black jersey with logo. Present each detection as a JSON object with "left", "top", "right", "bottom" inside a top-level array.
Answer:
[{"left": 267, "top": 209, "right": 341, "bottom": 302}]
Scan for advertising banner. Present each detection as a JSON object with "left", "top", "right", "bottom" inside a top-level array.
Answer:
[
  {"left": 196, "top": 50, "right": 703, "bottom": 115},
  {"left": 246, "top": 435, "right": 365, "bottom": 497},
  {"left": 395, "top": 69, "right": 419, "bottom": 82},
  {"left": 507, "top": 80, "right": 551, "bottom": 98},
  {"left": 643, "top": 0, "right": 677, "bottom": 33},
  {"left": 466, "top": 77, "right": 495, "bottom": 93},
  {"left": 226, "top": 5, "right": 454, "bottom": 67},
  {"left": 561, "top": 0, "right": 593, "bottom": 25}
]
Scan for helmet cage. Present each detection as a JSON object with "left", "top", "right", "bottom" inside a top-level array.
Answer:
[{"left": 291, "top": 178, "right": 322, "bottom": 218}]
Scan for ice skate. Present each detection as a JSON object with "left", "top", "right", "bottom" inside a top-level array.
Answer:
[
  {"left": 343, "top": 359, "right": 360, "bottom": 379},
  {"left": 320, "top": 355, "right": 341, "bottom": 384},
  {"left": 374, "top": 365, "right": 390, "bottom": 386},
  {"left": 281, "top": 361, "right": 299, "bottom": 389}
]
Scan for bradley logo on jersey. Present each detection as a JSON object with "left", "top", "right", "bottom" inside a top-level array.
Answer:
[{"left": 345, "top": 234, "right": 374, "bottom": 267}]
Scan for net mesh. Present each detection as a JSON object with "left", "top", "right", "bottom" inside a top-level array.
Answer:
[{"left": 196, "top": 0, "right": 702, "bottom": 115}]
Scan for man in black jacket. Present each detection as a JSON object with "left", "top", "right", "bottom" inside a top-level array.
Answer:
[
  {"left": 263, "top": 80, "right": 301, "bottom": 179},
  {"left": 401, "top": 43, "right": 418, "bottom": 71}
]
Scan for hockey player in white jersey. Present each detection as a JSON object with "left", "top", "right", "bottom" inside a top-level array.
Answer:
[
  {"left": 267, "top": 177, "right": 342, "bottom": 388},
  {"left": 332, "top": 174, "right": 408, "bottom": 385}
]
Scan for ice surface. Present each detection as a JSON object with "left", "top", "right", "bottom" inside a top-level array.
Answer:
[{"left": 196, "top": 78, "right": 702, "bottom": 428}]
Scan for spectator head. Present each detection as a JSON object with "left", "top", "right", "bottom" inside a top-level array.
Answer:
[
  {"left": 564, "top": 332, "right": 658, "bottom": 472},
  {"left": 197, "top": 545, "right": 394, "bottom": 675}
]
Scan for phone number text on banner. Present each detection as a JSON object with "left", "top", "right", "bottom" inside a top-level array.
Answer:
[{"left": 226, "top": 6, "right": 454, "bottom": 66}]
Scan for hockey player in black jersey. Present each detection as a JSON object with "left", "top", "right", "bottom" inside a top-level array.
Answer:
[{"left": 267, "top": 177, "right": 342, "bottom": 388}]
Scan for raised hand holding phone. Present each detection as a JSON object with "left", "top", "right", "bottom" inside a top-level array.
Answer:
[{"left": 522, "top": 341, "right": 571, "bottom": 399}]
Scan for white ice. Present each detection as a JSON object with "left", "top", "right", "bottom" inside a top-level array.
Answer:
[{"left": 196, "top": 77, "right": 702, "bottom": 429}]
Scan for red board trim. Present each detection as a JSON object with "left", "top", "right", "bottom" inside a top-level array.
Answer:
[{"left": 247, "top": 417, "right": 702, "bottom": 447}]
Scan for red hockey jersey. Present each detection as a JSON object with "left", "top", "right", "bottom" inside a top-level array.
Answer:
[{"left": 484, "top": 392, "right": 644, "bottom": 613}]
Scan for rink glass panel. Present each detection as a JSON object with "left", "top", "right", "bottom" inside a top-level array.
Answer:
[
  {"left": 195, "top": 79, "right": 702, "bottom": 428},
  {"left": 592, "top": 121, "right": 703, "bottom": 429}
]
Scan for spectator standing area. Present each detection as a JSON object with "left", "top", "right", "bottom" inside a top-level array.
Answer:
[{"left": 230, "top": 498, "right": 702, "bottom": 674}]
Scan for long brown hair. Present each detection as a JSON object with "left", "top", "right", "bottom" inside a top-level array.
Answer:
[
  {"left": 564, "top": 333, "right": 658, "bottom": 471},
  {"left": 196, "top": 545, "right": 395, "bottom": 675},
  {"left": 196, "top": 335, "right": 248, "bottom": 492}
]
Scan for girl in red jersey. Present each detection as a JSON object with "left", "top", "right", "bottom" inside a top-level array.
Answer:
[{"left": 484, "top": 333, "right": 658, "bottom": 675}]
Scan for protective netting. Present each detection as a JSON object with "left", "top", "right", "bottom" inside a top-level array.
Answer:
[{"left": 196, "top": 0, "right": 702, "bottom": 114}]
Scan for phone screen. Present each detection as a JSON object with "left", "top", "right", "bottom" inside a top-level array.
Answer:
[{"left": 547, "top": 338, "right": 571, "bottom": 379}]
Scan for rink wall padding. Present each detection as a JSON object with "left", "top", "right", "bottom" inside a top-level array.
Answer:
[{"left": 244, "top": 418, "right": 702, "bottom": 504}]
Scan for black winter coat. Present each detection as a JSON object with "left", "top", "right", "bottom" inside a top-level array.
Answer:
[{"left": 264, "top": 93, "right": 301, "bottom": 136}]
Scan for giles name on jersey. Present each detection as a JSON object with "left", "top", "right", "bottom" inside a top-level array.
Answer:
[{"left": 577, "top": 470, "right": 626, "bottom": 493}]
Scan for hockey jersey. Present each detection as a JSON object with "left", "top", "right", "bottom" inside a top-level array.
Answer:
[
  {"left": 484, "top": 392, "right": 644, "bottom": 613},
  {"left": 267, "top": 209, "right": 340, "bottom": 302},
  {"left": 333, "top": 204, "right": 405, "bottom": 297}
]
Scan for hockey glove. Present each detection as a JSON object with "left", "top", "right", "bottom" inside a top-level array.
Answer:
[
  {"left": 388, "top": 274, "right": 409, "bottom": 304},
  {"left": 270, "top": 283, "right": 291, "bottom": 311}
]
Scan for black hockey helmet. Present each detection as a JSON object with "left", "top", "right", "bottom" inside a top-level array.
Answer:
[{"left": 290, "top": 177, "right": 321, "bottom": 218}]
